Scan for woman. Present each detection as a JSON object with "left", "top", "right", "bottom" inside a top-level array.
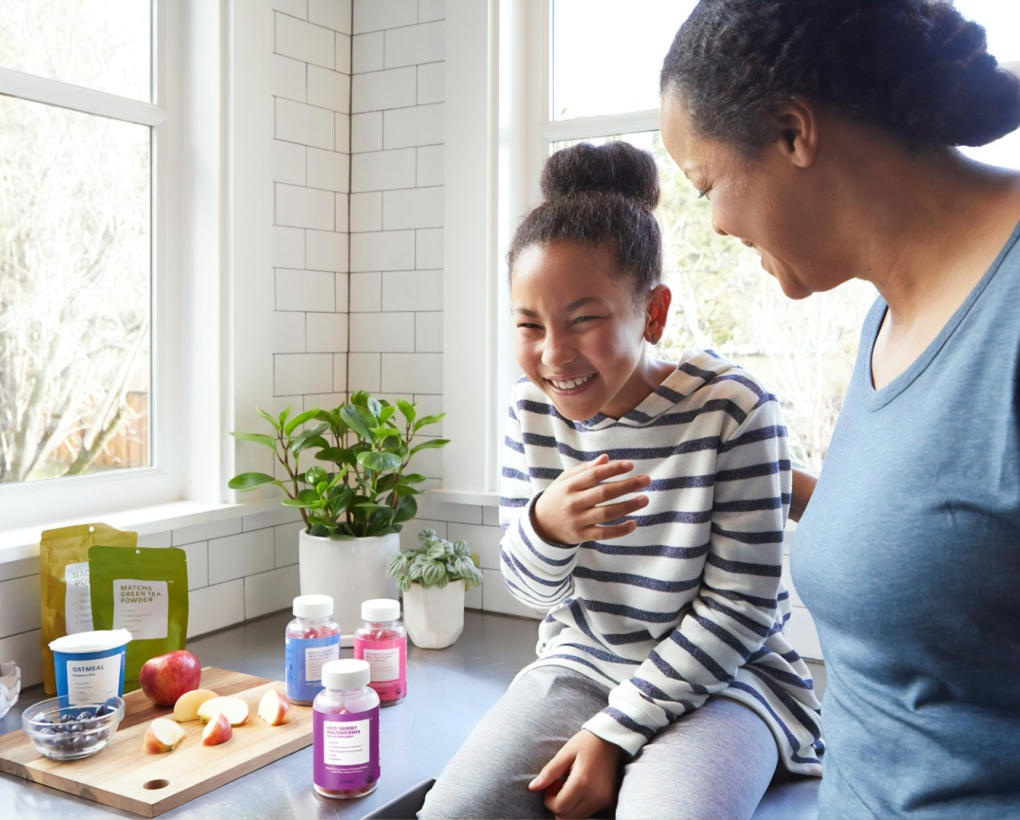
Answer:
[{"left": 659, "top": 1, "right": 1020, "bottom": 817}]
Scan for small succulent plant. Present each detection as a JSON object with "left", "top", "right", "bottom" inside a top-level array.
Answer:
[{"left": 386, "top": 529, "right": 483, "bottom": 592}]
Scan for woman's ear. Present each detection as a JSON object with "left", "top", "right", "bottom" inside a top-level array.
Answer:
[
  {"left": 644, "top": 284, "right": 672, "bottom": 344},
  {"left": 772, "top": 97, "right": 820, "bottom": 168}
]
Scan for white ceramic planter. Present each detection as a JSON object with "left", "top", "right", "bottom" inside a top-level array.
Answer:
[
  {"left": 298, "top": 530, "right": 400, "bottom": 645},
  {"left": 402, "top": 579, "right": 466, "bottom": 649}
]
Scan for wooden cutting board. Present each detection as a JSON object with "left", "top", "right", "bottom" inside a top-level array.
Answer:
[{"left": 0, "top": 667, "right": 313, "bottom": 817}]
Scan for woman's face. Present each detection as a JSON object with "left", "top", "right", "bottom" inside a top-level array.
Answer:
[
  {"left": 511, "top": 241, "right": 660, "bottom": 421},
  {"left": 660, "top": 93, "right": 836, "bottom": 299}
]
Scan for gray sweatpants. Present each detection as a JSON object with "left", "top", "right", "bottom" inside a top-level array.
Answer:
[{"left": 419, "top": 665, "right": 779, "bottom": 819}]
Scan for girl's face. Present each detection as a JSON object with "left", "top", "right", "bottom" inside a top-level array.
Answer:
[
  {"left": 660, "top": 93, "right": 839, "bottom": 299},
  {"left": 511, "top": 241, "right": 664, "bottom": 421}
]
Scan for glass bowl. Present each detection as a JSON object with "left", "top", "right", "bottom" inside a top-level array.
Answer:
[{"left": 22, "top": 695, "right": 125, "bottom": 761}]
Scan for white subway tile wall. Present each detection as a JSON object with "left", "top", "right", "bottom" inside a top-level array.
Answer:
[{"left": 273, "top": 0, "right": 351, "bottom": 404}]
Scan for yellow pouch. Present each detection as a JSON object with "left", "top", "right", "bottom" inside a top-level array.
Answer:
[{"left": 39, "top": 523, "right": 137, "bottom": 693}]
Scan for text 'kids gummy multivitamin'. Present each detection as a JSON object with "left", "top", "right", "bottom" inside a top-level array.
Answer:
[
  {"left": 313, "top": 658, "right": 380, "bottom": 799},
  {"left": 285, "top": 594, "right": 341, "bottom": 705}
]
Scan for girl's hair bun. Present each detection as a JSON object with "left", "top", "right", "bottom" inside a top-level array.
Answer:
[{"left": 540, "top": 141, "right": 660, "bottom": 210}]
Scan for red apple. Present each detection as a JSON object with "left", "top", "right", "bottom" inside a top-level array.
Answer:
[
  {"left": 139, "top": 650, "right": 202, "bottom": 706},
  {"left": 143, "top": 718, "right": 186, "bottom": 753},
  {"left": 201, "top": 712, "right": 233, "bottom": 746},
  {"left": 258, "top": 689, "right": 293, "bottom": 726}
]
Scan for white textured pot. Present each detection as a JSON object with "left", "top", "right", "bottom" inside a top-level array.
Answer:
[
  {"left": 402, "top": 579, "right": 465, "bottom": 649},
  {"left": 298, "top": 531, "right": 400, "bottom": 645}
]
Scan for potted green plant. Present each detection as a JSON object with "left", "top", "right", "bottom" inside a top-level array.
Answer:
[
  {"left": 228, "top": 391, "right": 448, "bottom": 640},
  {"left": 386, "top": 529, "right": 483, "bottom": 649}
]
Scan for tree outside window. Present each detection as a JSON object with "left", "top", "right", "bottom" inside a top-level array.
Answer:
[{"left": 0, "top": 1, "right": 153, "bottom": 484}]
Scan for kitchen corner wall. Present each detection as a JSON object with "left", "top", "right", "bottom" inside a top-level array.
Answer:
[{"left": 266, "top": 0, "right": 529, "bottom": 621}]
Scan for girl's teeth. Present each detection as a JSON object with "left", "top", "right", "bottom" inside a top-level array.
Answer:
[{"left": 549, "top": 375, "right": 594, "bottom": 390}]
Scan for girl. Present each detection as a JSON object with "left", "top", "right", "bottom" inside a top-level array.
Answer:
[
  {"left": 659, "top": 1, "right": 1020, "bottom": 817},
  {"left": 420, "top": 141, "right": 822, "bottom": 819}
]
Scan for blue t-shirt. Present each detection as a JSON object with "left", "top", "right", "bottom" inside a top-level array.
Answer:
[{"left": 791, "top": 219, "right": 1020, "bottom": 819}]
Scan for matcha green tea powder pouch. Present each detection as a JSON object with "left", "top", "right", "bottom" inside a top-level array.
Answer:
[
  {"left": 39, "top": 524, "right": 137, "bottom": 694},
  {"left": 89, "top": 546, "right": 189, "bottom": 693}
]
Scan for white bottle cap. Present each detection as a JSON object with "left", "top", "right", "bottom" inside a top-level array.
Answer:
[
  {"left": 361, "top": 598, "right": 400, "bottom": 622},
  {"left": 293, "top": 594, "right": 333, "bottom": 619},
  {"left": 322, "top": 658, "right": 370, "bottom": 690}
]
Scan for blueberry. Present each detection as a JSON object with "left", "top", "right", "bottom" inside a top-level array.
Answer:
[
  {"left": 60, "top": 713, "right": 75, "bottom": 724},
  {"left": 76, "top": 711, "right": 92, "bottom": 722}
]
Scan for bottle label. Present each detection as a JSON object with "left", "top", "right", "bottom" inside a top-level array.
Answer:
[
  {"left": 353, "top": 636, "right": 406, "bottom": 702},
  {"left": 286, "top": 633, "right": 339, "bottom": 702},
  {"left": 313, "top": 706, "right": 380, "bottom": 791}
]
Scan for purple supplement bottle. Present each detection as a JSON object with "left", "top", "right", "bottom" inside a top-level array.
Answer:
[{"left": 312, "top": 658, "right": 380, "bottom": 799}]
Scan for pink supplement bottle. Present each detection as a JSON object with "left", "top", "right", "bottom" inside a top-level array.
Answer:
[
  {"left": 313, "top": 658, "right": 380, "bottom": 799},
  {"left": 352, "top": 598, "right": 406, "bottom": 706}
]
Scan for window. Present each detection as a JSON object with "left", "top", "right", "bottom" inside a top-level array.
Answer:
[
  {"left": 441, "top": 1, "right": 1020, "bottom": 495},
  {"left": 0, "top": 1, "right": 182, "bottom": 529},
  {"left": 531, "top": 0, "right": 1020, "bottom": 473}
]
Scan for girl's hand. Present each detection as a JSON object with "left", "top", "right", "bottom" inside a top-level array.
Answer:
[
  {"left": 532, "top": 454, "right": 651, "bottom": 545},
  {"left": 528, "top": 729, "right": 623, "bottom": 818}
]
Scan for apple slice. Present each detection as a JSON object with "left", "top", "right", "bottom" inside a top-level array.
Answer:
[
  {"left": 257, "top": 689, "right": 294, "bottom": 726},
  {"left": 200, "top": 712, "right": 233, "bottom": 746},
  {"left": 197, "top": 695, "right": 250, "bottom": 726},
  {"left": 173, "top": 688, "right": 219, "bottom": 722},
  {"left": 143, "top": 717, "right": 186, "bottom": 753}
]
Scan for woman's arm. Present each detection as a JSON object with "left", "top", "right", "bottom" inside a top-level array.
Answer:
[{"left": 789, "top": 468, "right": 817, "bottom": 523}]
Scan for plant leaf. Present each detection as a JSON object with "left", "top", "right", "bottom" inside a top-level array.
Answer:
[
  {"left": 396, "top": 399, "right": 416, "bottom": 424},
  {"left": 412, "top": 413, "right": 446, "bottom": 432},
  {"left": 284, "top": 408, "right": 321, "bottom": 435},
  {"left": 227, "top": 472, "right": 281, "bottom": 491},
  {"left": 229, "top": 431, "right": 278, "bottom": 449},
  {"left": 256, "top": 407, "right": 282, "bottom": 431},
  {"left": 340, "top": 404, "right": 374, "bottom": 441},
  {"left": 357, "top": 450, "right": 402, "bottom": 473},
  {"left": 409, "top": 438, "right": 450, "bottom": 457},
  {"left": 315, "top": 446, "right": 357, "bottom": 466}
]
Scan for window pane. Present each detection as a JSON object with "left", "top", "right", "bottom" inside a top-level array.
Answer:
[
  {"left": 955, "top": 0, "right": 1020, "bottom": 171},
  {"left": 551, "top": 0, "right": 693, "bottom": 120},
  {"left": 954, "top": 0, "right": 1020, "bottom": 63},
  {"left": 0, "top": 96, "right": 151, "bottom": 484},
  {"left": 552, "top": 132, "right": 875, "bottom": 471},
  {"left": 0, "top": 0, "right": 151, "bottom": 101}
]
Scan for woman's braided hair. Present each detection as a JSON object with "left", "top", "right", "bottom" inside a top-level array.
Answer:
[{"left": 661, "top": 0, "right": 1020, "bottom": 155}]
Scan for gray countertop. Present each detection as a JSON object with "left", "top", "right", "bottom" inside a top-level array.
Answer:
[{"left": 0, "top": 609, "right": 540, "bottom": 819}]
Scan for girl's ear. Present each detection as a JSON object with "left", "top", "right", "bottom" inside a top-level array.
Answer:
[
  {"left": 644, "top": 285, "right": 672, "bottom": 345},
  {"left": 771, "top": 97, "right": 819, "bottom": 168}
]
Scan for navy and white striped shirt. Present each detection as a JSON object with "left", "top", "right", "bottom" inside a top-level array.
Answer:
[{"left": 499, "top": 349, "right": 823, "bottom": 774}]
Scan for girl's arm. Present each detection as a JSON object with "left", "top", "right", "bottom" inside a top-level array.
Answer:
[
  {"left": 789, "top": 468, "right": 817, "bottom": 522},
  {"left": 498, "top": 400, "right": 649, "bottom": 609},
  {"left": 582, "top": 396, "right": 793, "bottom": 756}
]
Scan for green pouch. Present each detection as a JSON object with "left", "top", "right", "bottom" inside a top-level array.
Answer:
[
  {"left": 38, "top": 524, "right": 137, "bottom": 694},
  {"left": 88, "top": 546, "right": 189, "bottom": 693}
]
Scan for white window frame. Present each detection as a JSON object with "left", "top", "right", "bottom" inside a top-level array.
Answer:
[
  {"left": 0, "top": 1, "right": 186, "bottom": 531},
  {"left": 441, "top": 0, "right": 669, "bottom": 502}
]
